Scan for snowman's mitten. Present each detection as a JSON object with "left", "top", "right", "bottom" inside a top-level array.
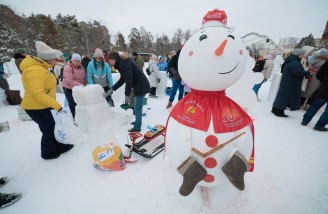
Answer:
[
  {"left": 177, "top": 156, "right": 207, "bottom": 196},
  {"left": 221, "top": 151, "right": 250, "bottom": 191}
]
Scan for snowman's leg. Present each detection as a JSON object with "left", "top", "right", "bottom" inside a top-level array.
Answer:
[
  {"left": 221, "top": 151, "right": 250, "bottom": 191},
  {"left": 177, "top": 156, "right": 207, "bottom": 196},
  {"left": 206, "top": 184, "right": 240, "bottom": 209},
  {"left": 200, "top": 186, "right": 210, "bottom": 208}
]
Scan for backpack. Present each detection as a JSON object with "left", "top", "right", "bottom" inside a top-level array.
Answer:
[
  {"left": 252, "top": 59, "right": 266, "bottom": 72},
  {"left": 146, "top": 65, "right": 151, "bottom": 75},
  {"left": 57, "top": 67, "right": 64, "bottom": 82}
]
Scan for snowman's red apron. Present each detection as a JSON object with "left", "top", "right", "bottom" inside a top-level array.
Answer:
[{"left": 165, "top": 89, "right": 255, "bottom": 172}]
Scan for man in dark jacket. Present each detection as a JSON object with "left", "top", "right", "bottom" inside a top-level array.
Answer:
[
  {"left": 109, "top": 52, "right": 150, "bottom": 132},
  {"left": 166, "top": 49, "right": 184, "bottom": 109},
  {"left": 301, "top": 60, "right": 328, "bottom": 131},
  {"left": 13, "top": 48, "right": 27, "bottom": 74},
  {"left": 272, "top": 49, "right": 310, "bottom": 117},
  {"left": 81, "top": 55, "right": 91, "bottom": 72}
]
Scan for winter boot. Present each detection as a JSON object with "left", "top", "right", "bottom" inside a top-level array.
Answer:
[
  {"left": 221, "top": 151, "right": 250, "bottom": 191},
  {"left": 0, "top": 177, "right": 9, "bottom": 188},
  {"left": 274, "top": 108, "right": 288, "bottom": 117},
  {"left": 166, "top": 101, "right": 172, "bottom": 109},
  {"left": 56, "top": 143, "right": 74, "bottom": 155},
  {"left": 177, "top": 156, "right": 207, "bottom": 196},
  {"left": 0, "top": 192, "right": 21, "bottom": 208},
  {"left": 314, "top": 127, "right": 328, "bottom": 132},
  {"left": 271, "top": 107, "right": 277, "bottom": 114}
]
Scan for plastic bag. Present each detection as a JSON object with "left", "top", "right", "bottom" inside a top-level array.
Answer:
[
  {"left": 92, "top": 143, "right": 126, "bottom": 171},
  {"left": 54, "top": 111, "right": 81, "bottom": 144}
]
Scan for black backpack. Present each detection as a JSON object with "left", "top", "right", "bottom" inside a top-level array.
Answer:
[
  {"left": 252, "top": 59, "right": 266, "bottom": 72},
  {"left": 57, "top": 67, "right": 64, "bottom": 81},
  {"left": 146, "top": 65, "right": 151, "bottom": 75}
]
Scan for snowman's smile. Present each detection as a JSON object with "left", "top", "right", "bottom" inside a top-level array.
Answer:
[{"left": 217, "top": 61, "right": 239, "bottom": 74}]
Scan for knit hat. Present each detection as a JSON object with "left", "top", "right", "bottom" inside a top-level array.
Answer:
[
  {"left": 202, "top": 9, "right": 227, "bottom": 28},
  {"left": 108, "top": 51, "right": 119, "bottom": 60},
  {"left": 291, "top": 48, "right": 305, "bottom": 56},
  {"left": 16, "top": 48, "right": 27, "bottom": 55},
  {"left": 35, "top": 41, "right": 59, "bottom": 60},
  {"left": 302, "top": 46, "right": 315, "bottom": 57},
  {"left": 71, "top": 53, "right": 82, "bottom": 61},
  {"left": 151, "top": 54, "right": 158, "bottom": 60},
  {"left": 132, "top": 52, "right": 138, "bottom": 57},
  {"left": 55, "top": 50, "right": 64, "bottom": 58},
  {"left": 94, "top": 48, "right": 104, "bottom": 59}
]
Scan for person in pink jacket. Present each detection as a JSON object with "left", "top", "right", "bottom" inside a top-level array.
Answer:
[{"left": 62, "top": 53, "right": 87, "bottom": 118}]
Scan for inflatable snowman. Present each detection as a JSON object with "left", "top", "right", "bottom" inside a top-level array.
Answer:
[{"left": 165, "top": 9, "right": 255, "bottom": 209}]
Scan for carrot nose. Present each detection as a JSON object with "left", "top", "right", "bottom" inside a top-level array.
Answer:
[{"left": 214, "top": 39, "right": 228, "bottom": 56}]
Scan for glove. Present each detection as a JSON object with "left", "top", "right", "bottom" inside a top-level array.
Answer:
[
  {"left": 124, "top": 95, "right": 130, "bottom": 104},
  {"left": 106, "top": 88, "right": 114, "bottom": 96}
]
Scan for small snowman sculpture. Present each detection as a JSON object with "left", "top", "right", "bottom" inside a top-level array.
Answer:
[{"left": 165, "top": 9, "right": 255, "bottom": 208}]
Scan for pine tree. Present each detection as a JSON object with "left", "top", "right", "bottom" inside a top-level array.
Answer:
[
  {"left": 295, "top": 34, "right": 315, "bottom": 48},
  {"left": 113, "top": 32, "right": 127, "bottom": 51},
  {"left": 128, "top": 28, "right": 142, "bottom": 52},
  {"left": 184, "top": 29, "right": 192, "bottom": 43},
  {"left": 155, "top": 33, "right": 170, "bottom": 56},
  {"left": 144, "top": 32, "right": 154, "bottom": 53},
  {"left": 172, "top": 28, "right": 184, "bottom": 51},
  {"left": 0, "top": 24, "right": 26, "bottom": 60},
  {"left": 319, "top": 21, "right": 328, "bottom": 49}
]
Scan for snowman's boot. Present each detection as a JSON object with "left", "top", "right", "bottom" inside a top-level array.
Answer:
[
  {"left": 221, "top": 151, "right": 250, "bottom": 191},
  {"left": 177, "top": 156, "right": 207, "bottom": 196}
]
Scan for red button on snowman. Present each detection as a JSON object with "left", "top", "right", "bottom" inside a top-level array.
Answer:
[{"left": 165, "top": 9, "right": 255, "bottom": 209}]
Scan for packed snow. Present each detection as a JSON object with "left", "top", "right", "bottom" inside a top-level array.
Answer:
[{"left": 0, "top": 57, "right": 327, "bottom": 214}]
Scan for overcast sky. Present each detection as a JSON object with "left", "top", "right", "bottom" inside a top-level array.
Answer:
[{"left": 2, "top": 0, "right": 327, "bottom": 44}]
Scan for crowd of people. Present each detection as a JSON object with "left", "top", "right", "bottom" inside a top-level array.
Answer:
[
  {"left": 1, "top": 39, "right": 328, "bottom": 208},
  {"left": 252, "top": 46, "right": 328, "bottom": 132}
]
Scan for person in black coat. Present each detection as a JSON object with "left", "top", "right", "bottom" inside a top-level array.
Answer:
[
  {"left": 109, "top": 52, "right": 150, "bottom": 132},
  {"left": 166, "top": 48, "right": 184, "bottom": 109},
  {"left": 81, "top": 55, "right": 91, "bottom": 72},
  {"left": 302, "top": 60, "right": 328, "bottom": 131},
  {"left": 272, "top": 49, "right": 310, "bottom": 117}
]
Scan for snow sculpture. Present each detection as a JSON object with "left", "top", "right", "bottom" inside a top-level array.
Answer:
[
  {"left": 73, "top": 84, "right": 115, "bottom": 132},
  {"left": 165, "top": 9, "right": 255, "bottom": 209}
]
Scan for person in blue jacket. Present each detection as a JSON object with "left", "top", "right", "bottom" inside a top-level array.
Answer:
[
  {"left": 158, "top": 56, "right": 167, "bottom": 72},
  {"left": 87, "top": 48, "right": 114, "bottom": 106}
]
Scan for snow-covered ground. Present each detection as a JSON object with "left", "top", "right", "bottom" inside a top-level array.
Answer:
[{"left": 0, "top": 58, "right": 327, "bottom": 214}]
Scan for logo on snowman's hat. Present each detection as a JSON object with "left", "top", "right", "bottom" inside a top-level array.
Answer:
[{"left": 202, "top": 9, "right": 227, "bottom": 28}]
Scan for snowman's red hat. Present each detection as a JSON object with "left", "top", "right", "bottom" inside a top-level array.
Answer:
[{"left": 201, "top": 9, "right": 227, "bottom": 28}]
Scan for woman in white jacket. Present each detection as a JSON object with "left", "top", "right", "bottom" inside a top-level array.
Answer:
[
  {"left": 148, "top": 54, "right": 160, "bottom": 98},
  {"left": 52, "top": 50, "right": 66, "bottom": 93},
  {"left": 252, "top": 52, "right": 276, "bottom": 100}
]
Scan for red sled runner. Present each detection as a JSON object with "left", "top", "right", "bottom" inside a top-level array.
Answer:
[{"left": 124, "top": 125, "right": 165, "bottom": 161}]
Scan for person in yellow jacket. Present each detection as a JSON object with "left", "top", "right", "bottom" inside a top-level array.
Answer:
[{"left": 20, "top": 41, "right": 74, "bottom": 160}]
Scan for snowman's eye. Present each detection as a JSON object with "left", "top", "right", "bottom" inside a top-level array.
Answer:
[
  {"left": 199, "top": 34, "right": 207, "bottom": 41},
  {"left": 228, "top": 35, "right": 235, "bottom": 40}
]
